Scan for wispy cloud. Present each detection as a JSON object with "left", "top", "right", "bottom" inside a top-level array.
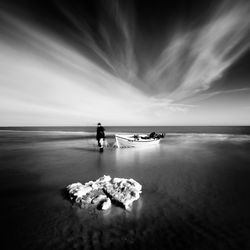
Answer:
[
  {"left": 0, "top": 13, "right": 192, "bottom": 126},
  {"left": 57, "top": 0, "right": 137, "bottom": 83},
  {"left": 183, "top": 87, "right": 250, "bottom": 104},
  {"left": 1, "top": 0, "right": 250, "bottom": 125},
  {"left": 56, "top": 0, "right": 250, "bottom": 104},
  {"left": 0, "top": 13, "right": 145, "bottom": 125},
  {"left": 145, "top": 1, "right": 250, "bottom": 101}
]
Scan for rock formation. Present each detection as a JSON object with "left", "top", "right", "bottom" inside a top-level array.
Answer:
[
  {"left": 66, "top": 175, "right": 142, "bottom": 210},
  {"left": 105, "top": 177, "right": 142, "bottom": 210}
]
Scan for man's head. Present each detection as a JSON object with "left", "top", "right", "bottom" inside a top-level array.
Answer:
[{"left": 97, "top": 123, "right": 101, "bottom": 126}]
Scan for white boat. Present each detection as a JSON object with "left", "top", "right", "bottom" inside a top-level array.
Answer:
[{"left": 115, "top": 134, "right": 161, "bottom": 148}]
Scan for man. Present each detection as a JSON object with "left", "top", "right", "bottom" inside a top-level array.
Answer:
[{"left": 96, "top": 123, "right": 105, "bottom": 152}]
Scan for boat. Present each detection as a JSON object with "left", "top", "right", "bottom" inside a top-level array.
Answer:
[{"left": 115, "top": 133, "right": 163, "bottom": 148}]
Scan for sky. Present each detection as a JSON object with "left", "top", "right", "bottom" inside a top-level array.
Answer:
[{"left": 0, "top": 0, "right": 250, "bottom": 126}]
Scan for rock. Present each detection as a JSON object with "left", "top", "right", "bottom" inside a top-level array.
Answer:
[
  {"left": 66, "top": 182, "right": 92, "bottom": 200},
  {"left": 83, "top": 175, "right": 112, "bottom": 191},
  {"left": 99, "top": 198, "right": 111, "bottom": 210},
  {"left": 66, "top": 175, "right": 112, "bottom": 203},
  {"left": 66, "top": 175, "right": 142, "bottom": 211},
  {"left": 104, "top": 178, "right": 142, "bottom": 210}
]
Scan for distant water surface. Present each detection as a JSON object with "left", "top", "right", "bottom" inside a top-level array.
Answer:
[
  {"left": 1, "top": 125, "right": 250, "bottom": 134},
  {"left": 1, "top": 126, "right": 250, "bottom": 250}
]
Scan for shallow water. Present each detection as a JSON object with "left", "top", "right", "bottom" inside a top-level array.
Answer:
[{"left": 1, "top": 127, "right": 250, "bottom": 249}]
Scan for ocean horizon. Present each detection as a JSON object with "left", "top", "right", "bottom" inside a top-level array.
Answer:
[{"left": 1, "top": 125, "right": 250, "bottom": 133}]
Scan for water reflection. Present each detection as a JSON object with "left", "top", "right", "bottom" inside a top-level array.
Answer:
[{"left": 115, "top": 145, "right": 160, "bottom": 168}]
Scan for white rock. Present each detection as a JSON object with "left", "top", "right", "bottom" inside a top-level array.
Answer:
[
  {"left": 66, "top": 175, "right": 142, "bottom": 210},
  {"left": 105, "top": 177, "right": 142, "bottom": 210}
]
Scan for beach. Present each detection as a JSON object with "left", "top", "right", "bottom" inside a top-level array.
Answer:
[{"left": 1, "top": 127, "right": 250, "bottom": 250}]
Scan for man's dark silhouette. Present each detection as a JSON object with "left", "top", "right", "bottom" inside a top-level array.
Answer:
[{"left": 96, "top": 123, "right": 105, "bottom": 152}]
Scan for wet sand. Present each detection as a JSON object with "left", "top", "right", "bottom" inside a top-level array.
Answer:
[{"left": 1, "top": 130, "right": 250, "bottom": 249}]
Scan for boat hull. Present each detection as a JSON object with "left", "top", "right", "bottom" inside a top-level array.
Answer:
[{"left": 115, "top": 134, "right": 161, "bottom": 148}]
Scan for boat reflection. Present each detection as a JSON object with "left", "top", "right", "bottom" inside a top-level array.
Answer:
[{"left": 114, "top": 144, "right": 160, "bottom": 169}]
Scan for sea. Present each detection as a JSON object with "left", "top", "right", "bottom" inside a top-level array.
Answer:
[{"left": 1, "top": 126, "right": 250, "bottom": 250}]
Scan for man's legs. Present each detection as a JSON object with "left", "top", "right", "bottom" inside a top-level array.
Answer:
[{"left": 99, "top": 138, "right": 104, "bottom": 152}]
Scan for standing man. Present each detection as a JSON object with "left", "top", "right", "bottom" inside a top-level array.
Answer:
[{"left": 96, "top": 123, "right": 105, "bottom": 152}]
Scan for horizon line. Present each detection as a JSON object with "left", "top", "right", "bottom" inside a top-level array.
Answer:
[{"left": 0, "top": 125, "right": 250, "bottom": 127}]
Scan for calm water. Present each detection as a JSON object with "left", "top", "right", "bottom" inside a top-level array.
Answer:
[{"left": 1, "top": 126, "right": 250, "bottom": 250}]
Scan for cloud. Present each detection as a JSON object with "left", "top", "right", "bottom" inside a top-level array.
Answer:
[
  {"left": 57, "top": 0, "right": 137, "bottom": 83},
  {"left": 45, "top": 0, "right": 250, "bottom": 104},
  {"left": 183, "top": 87, "right": 250, "bottom": 104},
  {"left": 0, "top": 13, "right": 146, "bottom": 125},
  {"left": 1, "top": 1, "right": 250, "bottom": 125},
  {"left": 145, "top": 1, "right": 250, "bottom": 101}
]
